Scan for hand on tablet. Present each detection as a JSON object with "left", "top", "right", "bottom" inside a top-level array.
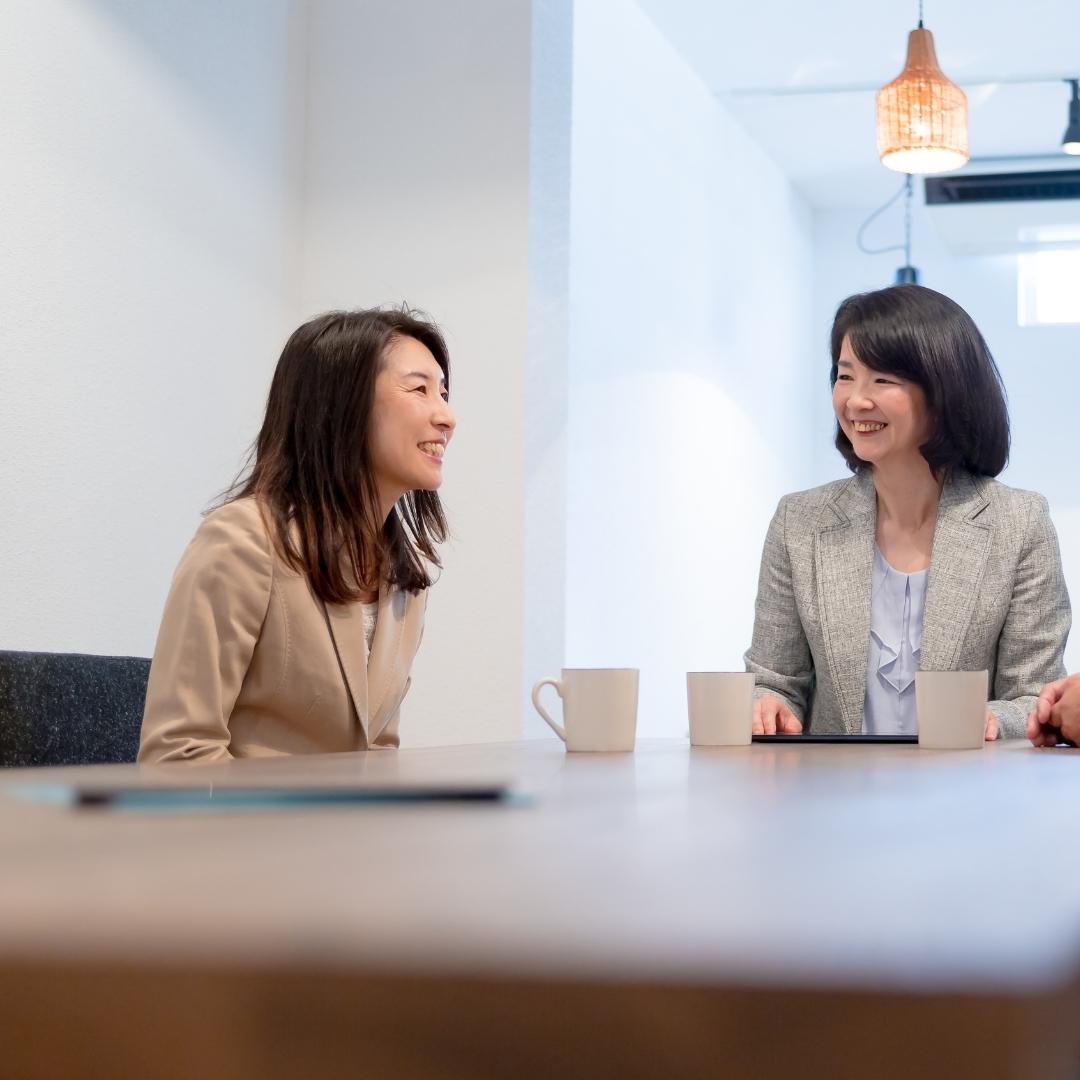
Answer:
[
  {"left": 1027, "top": 674, "right": 1080, "bottom": 747},
  {"left": 753, "top": 695, "right": 803, "bottom": 735}
]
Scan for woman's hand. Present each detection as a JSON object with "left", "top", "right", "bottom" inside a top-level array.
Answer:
[
  {"left": 984, "top": 711, "right": 999, "bottom": 742},
  {"left": 1027, "top": 675, "right": 1080, "bottom": 746},
  {"left": 752, "top": 695, "right": 803, "bottom": 735}
]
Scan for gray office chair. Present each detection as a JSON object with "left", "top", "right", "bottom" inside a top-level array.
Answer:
[{"left": 0, "top": 650, "right": 151, "bottom": 767}]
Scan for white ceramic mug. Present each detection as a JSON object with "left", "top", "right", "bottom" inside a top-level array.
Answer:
[
  {"left": 916, "top": 670, "right": 988, "bottom": 750},
  {"left": 686, "top": 672, "right": 755, "bottom": 746},
  {"left": 531, "top": 668, "right": 639, "bottom": 752}
]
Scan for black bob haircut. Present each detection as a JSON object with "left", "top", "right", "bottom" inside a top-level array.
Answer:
[{"left": 830, "top": 284, "right": 1010, "bottom": 478}]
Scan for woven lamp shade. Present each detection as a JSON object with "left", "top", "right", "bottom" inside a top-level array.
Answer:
[{"left": 876, "top": 27, "right": 968, "bottom": 174}]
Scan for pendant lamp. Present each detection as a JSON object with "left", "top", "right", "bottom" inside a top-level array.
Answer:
[
  {"left": 1063, "top": 80, "right": 1080, "bottom": 155},
  {"left": 876, "top": 15, "right": 968, "bottom": 174}
]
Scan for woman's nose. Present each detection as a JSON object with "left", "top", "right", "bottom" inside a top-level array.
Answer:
[{"left": 437, "top": 400, "right": 456, "bottom": 433}]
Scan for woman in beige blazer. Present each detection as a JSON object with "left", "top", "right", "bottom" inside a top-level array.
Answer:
[
  {"left": 139, "top": 307, "right": 456, "bottom": 763},
  {"left": 746, "top": 285, "right": 1070, "bottom": 740}
]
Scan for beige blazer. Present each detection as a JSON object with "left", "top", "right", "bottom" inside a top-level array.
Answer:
[
  {"left": 139, "top": 498, "right": 427, "bottom": 763},
  {"left": 745, "top": 471, "right": 1071, "bottom": 739}
]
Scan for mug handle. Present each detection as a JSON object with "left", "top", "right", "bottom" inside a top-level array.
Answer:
[{"left": 531, "top": 677, "right": 566, "bottom": 741}]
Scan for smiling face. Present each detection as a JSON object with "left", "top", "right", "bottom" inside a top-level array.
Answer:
[
  {"left": 368, "top": 334, "right": 455, "bottom": 514},
  {"left": 832, "top": 335, "right": 932, "bottom": 470}
]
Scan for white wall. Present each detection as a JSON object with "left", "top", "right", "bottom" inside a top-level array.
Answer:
[
  {"left": 548, "top": 0, "right": 816, "bottom": 737},
  {"left": 524, "top": 0, "right": 574, "bottom": 734},
  {"left": 813, "top": 201, "right": 1080, "bottom": 672},
  {"left": 301, "top": 0, "right": 533, "bottom": 746},
  {"left": 15, "top": 1, "right": 974, "bottom": 750},
  {"left": 1, "top": 0, "right": 532, "bottom": 749},
  {"left": 0, "top": 0, "right": 304, "bottom": 655}
]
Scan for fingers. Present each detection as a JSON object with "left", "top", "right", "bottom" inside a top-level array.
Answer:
[
  {"left": 1029, "top": 720, "right": 1060, "bottom": 748},
  {"left": 984, "top": 712, "right": 999, "bottom": 742},
  {"left": 1027, "top": 717, "right": 1047, "bottom": 746},
  {"left": 1029, "top": 676, "right": 1077, "bottom": 744},
  {"left": 1025, "top": 710, "right": 1041, "bottom": 743},
  {"left": 778, "top": 705, "right": 803, "bottom": 734},
  {"left": 1036, "top": 677, "right": 1071, "bottom": 724},
  {"left": 1027, "top": 712, "right": 1060, "bottom": 747},
  {"left": 753, "top": 696, "right": 797, "bottom": 736},
  {"left": 752, "top": 698, "right": 765, "bottom": 735},
  {"left": 761, "top": 699, "right": 777, "bottom": 735},
  {"left": 1035, "top": 685, "right": 1057, "bottom": 726},
  {"left": 1050, "top": 687, "right": 1080, "bottom": 745}
]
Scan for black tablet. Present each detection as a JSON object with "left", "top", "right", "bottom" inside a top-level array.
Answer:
[{"left": 752, "top": 734, "right": 918, "bottom": 744}]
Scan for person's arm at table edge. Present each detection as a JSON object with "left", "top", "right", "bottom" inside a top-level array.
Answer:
[
  {"left": 744, "top": 496, "right": 812, "bottom": 733},
  {"left": 138, "top": 503, "right": 273, "bottom": 764}
]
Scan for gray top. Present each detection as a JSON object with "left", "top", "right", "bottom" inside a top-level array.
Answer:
[
  {"left": 744, "top": 470, "right": 1071, "bottom": 739},
  {"left": 862, "top": 548, "right": 928, "bottom": 736}
]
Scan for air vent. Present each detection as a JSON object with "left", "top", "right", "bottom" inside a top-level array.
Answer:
[{"left": 925, "top": 169, "right": 1080, "bottom": 205}]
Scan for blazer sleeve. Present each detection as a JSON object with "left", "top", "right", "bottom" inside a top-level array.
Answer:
[
  {"left": 138, "top": 504, "right": 274, "bottom": 764},
  {"left": 990, "top": 494, "right": 1071, "bottom": 738},
  {"left": 744, "top": 496, "right": 815, "bottom": 721}
]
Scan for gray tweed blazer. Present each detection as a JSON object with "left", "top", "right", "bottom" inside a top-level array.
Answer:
[{"left": 744, "top": 470, "right": 1071, "bottom": 739}]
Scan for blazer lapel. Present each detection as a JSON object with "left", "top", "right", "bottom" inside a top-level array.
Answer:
[
  {"left": 323, "top": 600, "right": 371, "bottom": 741},
  {"left": 920, "top": 474, "right": 992, "bottom": 672},
  {"left": 367, "top": 585, "right": 423, "bottom": 743},
  {"left": 816, "top": 473, "right": 876, "bottom": 734},
  {"left": 323, "top": 585, "right": 424, "bottom": 746}
]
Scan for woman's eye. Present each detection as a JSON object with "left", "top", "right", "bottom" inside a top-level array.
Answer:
[
  {"left": 412, "top": 385, "right": 427, "bottom": 394},
  {"left": 837, "top": 374, "right": 852, "bottom": 381}
]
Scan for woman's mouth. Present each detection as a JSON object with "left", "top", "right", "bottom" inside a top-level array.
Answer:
[{"left": 851, "top": 421, "right": 887, "bottom": 434}]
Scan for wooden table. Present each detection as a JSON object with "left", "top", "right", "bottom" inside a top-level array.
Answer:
[{"left": 1, "top": 739, "right": 1078, "bottom": 1079}]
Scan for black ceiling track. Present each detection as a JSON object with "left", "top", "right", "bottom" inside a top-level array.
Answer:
[{"left": 925, "top": 169, "right": 1080, "bottom": 204}]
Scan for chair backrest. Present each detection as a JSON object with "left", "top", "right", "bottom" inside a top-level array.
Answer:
[{"left": 0, "top": 650, "right": 151, "bottom": 767}]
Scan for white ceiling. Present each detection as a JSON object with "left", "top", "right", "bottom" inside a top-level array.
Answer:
[{"left": 635, "top": 0, "right": 1080, "bottom": 208}]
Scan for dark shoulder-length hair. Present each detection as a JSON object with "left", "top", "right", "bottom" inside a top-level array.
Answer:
[
  {"left": 829, "top": 284, "right": 1010, "bottom": 477},
  {"left": 223, "top": 306, "right": 450, "bottom": 603}
]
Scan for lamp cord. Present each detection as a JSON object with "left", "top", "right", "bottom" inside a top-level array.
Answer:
[
  {"left": 918, "top": 0, "right": 924, "bottom": 28},
  {"left": 856, "top": 177, "right": 911, "bottom": 256},
  {"left": 904, "top": 174, "right": 912, "bottom": 266}
]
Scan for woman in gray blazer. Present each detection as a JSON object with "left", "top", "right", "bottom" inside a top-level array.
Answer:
[{"left": 746, "top": 285, "right": 1070, "bottom": 740}]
